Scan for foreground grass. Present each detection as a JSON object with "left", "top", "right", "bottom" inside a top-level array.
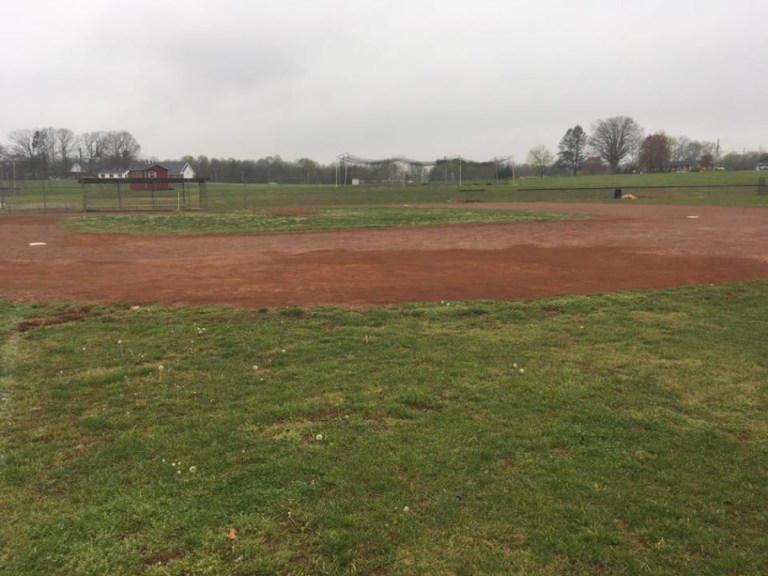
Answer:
[
  {"left": 1, "top": 283, "right": 768, "bottom": 575},
  {"left": 62, "top": 207, "right": 579, "bottom": 235}
]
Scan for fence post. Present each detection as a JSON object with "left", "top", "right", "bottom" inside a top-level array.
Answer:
[{"left": 81, "top": 182, "right": 87, "bottom": 211}]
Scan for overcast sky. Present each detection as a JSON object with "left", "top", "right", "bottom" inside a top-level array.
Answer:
[{"left": 2, "top": 0, "right": 766, "bottom": 163}]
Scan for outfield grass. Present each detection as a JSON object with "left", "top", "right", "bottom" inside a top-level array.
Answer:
[
  {"left": 62, "top": 207, "right": 580, "bottom": 235},
  {"left": 203, "top": 183, "right": 768, "bottom": 211},
  {"left": 2, "top": 283, "right": 767, "bottom": 575},
  {"left": 516, "top": 170, "right": 766, "bottom": 189}
]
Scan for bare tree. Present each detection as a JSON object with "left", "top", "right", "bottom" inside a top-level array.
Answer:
[
  {"left": 527, "top": 146, "right": 554, "bottom": 177},
  {"left": 80, "top": 131, "right": 107, "bottom": 172},
  {"left": 56, "top": 128, "right": 76, "bottom": 176},
  {"left": 32, "top": 129, "right": 53, "bottom": 177},
  {"left": 557, "top": 125, "right": 588, "bottom": 176},
  {"left": 699, "top": 140, "right": 720, "bottom": 163},
  {"left": 669, "top": 136, "right": 721, "bottom": 168},
  {"left": 589, "top": 116, "right": 643, "bottom": 173},
  {"left": 700, "top": 153, "right": 715, "bottom": 170},
  {"left": 103, "top": 130, "right": 141, "bottom": 169},
  {"left": 41, "top": 127, "right": 57, "bottom": 169},
  {"left": 639, "top": 132, "right": 671, "bottom": 172},
  {"left": 8, "top": 129, "right": 35, "bottom": 161},
  {"left": 669, "top": 136, "right": 689, "bottom": 163},
  {"left": 9, "top": 129, "right": 54, "bottom": 177}
]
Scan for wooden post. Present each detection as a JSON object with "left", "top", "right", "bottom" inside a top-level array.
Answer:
[
  {"left": 81, "top": 181, "right": 87, "bottom": 211},
  {"left": 117, "top": 181, "right": 123, "bottom": 210}
]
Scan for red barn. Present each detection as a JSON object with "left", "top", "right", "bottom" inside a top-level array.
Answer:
[{"left": 128, "top": 164, "right": 170, "bottom": 190}]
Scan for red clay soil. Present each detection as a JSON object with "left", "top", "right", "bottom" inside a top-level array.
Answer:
[{"left": 1, "top": 203, "right": 767, "bottom": 308}]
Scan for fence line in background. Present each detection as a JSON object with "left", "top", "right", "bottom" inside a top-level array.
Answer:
[
  {"left": 1, "top": 181, "right": 766, "bottom": 213},
  {"left": 0, "top": 179, "right": 208, "bottom": 213}
]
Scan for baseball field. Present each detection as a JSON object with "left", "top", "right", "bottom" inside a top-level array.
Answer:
[{"left": 1, "top": 181, "right": 767, "bottom": 575}]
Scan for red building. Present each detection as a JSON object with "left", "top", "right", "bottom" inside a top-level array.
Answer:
[{"left": 128, "top": 164, "right": 170, "bottom": 190}]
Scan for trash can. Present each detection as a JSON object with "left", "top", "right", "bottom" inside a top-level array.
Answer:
[{"left": 614, "top": 188, "right": 623, "bottom": 199}]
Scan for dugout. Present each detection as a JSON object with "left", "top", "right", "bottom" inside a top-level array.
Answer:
[{"left": 79, "top": 176, "right": 208, "bottom": 211}]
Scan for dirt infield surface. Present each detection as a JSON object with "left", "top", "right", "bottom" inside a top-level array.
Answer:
[{"left": 2, "top": 203, "right": 767, "bottom": 308}]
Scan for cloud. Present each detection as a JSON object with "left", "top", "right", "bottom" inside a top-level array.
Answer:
[{"left": 0, "top": 0, "right": 766, "bottom": 161}]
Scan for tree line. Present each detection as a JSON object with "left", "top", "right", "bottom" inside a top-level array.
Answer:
[
  {"left": 180, "top": 155, "right": 339, "bottom": 184},
  {"left": 525, "top": 116, "right": 763, "bottom": 177},
  {"left": 179, "top": 155, "right": 514, "bottom": 185},
  {"left": 2, "top": 121, "right": 763, "bottom": 184},
  {"left": 0, "top": 128, "right": 141, "bottom": 179}
]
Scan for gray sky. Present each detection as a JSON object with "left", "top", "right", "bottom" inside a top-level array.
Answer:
[{"left": 2, "top": 0, "right": 766, "bottom": 163}]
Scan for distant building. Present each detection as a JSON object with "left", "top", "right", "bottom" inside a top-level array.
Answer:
[
  {"left": 163, "top": 161, "right": 196, "bottom": 179},
  {"left": 666, "top": 161, "right": 693, "bottom": 173},
  {"left": 128, "top": 163, "right": 169, "bottom": 190},
  {"left": 127, "top": 162, "right": 196, "bottom": 190},
  {"left": 69, "top": 162, "right": 87, "bottom": 179},
  {"left": 97, "top": 169, "right": 128, "bottom": 179}
]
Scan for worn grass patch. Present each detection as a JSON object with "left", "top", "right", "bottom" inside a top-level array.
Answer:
[
  {"left": 62, "top": 207, "right": 579, "bottom": 235},
  {"left": 1, "top": 283, "right": 767, "bottom": 574}
]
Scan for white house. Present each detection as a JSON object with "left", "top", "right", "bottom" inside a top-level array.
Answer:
[
  {"left": 97, "top": 170, "right": 128, "bottom": 179},
  {"left": 757, "top": 155, "right": 768, "bottom": 171},
  {"left": 162, "top": 161, "right": 196, "bottom": 179}
]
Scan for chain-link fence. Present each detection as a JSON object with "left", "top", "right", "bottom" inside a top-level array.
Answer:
[{"left": 0, "top": 179, "right": 208, "bottom": 212}]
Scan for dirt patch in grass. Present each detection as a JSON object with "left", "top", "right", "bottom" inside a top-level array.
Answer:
[
  {"left": 306, "top": 408, "right": 344, "bottom": 422},
  {"left": 16, "top": 307, "right": 97, "bottom": 332},
  {"left": 265, "top": 208, "right": 319, "bottom": 216},
  {"left": 143, "top": 549, "right": 186, "bottom": 567}
]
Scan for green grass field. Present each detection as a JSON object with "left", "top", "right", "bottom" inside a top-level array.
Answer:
[
  {"left": 2, "top": 282, "right": 767, "bottom": 575},
  {"left": 515, "top": 170, "right": 766, "bottom": 189},
  {"left": 3, "top": 171, "right": 767, "bottom": 213},
  {"left": 62, "top": 207, "right": 581, "bottom": 235}
]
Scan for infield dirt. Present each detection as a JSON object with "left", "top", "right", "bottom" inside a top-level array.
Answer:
[{"left": 2, "top": 203, "right": 767, "bottom": 308}]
